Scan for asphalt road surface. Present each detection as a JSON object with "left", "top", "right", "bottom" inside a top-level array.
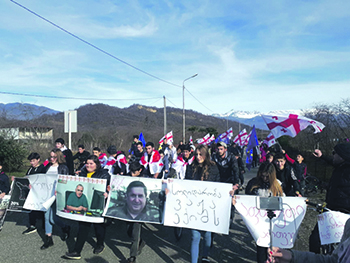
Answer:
[{"left": 0, "top": 168, "right": 258, "bottom": 263}]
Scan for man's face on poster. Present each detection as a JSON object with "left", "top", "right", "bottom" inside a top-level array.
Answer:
[
  {"left": 126, "top": 187, "right": 146, "bottom": 215},
  {"left": 76, "top": 185, "right": 84, "bottom": 198}
]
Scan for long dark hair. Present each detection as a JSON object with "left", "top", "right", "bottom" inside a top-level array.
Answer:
[{"left": 191, "top": 144, "right": 214, "bottom": 181}]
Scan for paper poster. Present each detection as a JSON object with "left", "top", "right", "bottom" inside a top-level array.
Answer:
[
  {"left": 318, "top": 211, "right": 350, "bottom": 245},
  {"left": 164, "top": 179, "right": 232, "bottom": 235},
  {"left": 235, "top": 195, "right": 307, "bottom": 248}
]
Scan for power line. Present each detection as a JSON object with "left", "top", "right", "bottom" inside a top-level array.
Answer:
[
  {"left": 10, "top": 0, "right": 181, "bottom": 88},
  {"left": 10, "top": 0, "right": 214, "bottom": 114},
  {"left": 166, "top": 97, "right": 179, "bottom": 108},
  {"left": 0, "top": 91, "right": 158, "bottom": 101},
  {"left": 185, "top": 88, "right": 214, "bottom": 113}
]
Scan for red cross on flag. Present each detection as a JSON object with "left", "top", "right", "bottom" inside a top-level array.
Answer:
[
  {"left": 261, "top": 114, "right": 325, "bottom": 139},
  {"left": 263, "top": 132, "right": 277, "bottom": 147},
  {"left": 197, "top": 133, "right": 211, "bottom": 145},
  {"left": 233, "top": 129, "right": 248, "bottom": 147}
]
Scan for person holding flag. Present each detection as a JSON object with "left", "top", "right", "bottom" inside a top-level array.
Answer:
[
  {"left": 172, "top": 144, "right": 195, "bottom": 179},
  {"left": 140, "top": 142, "right": 163, "bottom": 178}
]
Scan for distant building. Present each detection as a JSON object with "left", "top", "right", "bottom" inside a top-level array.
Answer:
[{"left": 0, "top": 125, "right": 53, "bottom": 147}]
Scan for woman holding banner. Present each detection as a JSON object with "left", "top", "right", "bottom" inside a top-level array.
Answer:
[
  {"left": 64, "top": 155, "right": 110, "bottom": 260},
  {"left": 185, "top": 144, "right": 220, "bottom": 263},
  {"left": 245, "top": 162, "right": 285, "bottom": 263},
  {"left": 41, "top": 149, "right": 71, "bottom": 249}
]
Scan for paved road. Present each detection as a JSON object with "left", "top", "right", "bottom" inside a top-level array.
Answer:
[{"left": 0, "top": 168, "right": 258, "bottom": 263}]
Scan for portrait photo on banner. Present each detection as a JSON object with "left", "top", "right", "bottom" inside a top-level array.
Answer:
[
  {"left": 103, "top": 175, "right": 164, "bottom": 224},
  {"left": 56, "top": 175, "right": 107, "bottom": 223}
]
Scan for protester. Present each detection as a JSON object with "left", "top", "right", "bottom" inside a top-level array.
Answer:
[
  {"left": 140, "top": 142, "right": 163, "bottom": 178},
  {"left": 172, "top": 144, "right": 195, "bottom": 179},
  {"left": 41, "top": 149, "right": 71, "bottom": 250},
  {"left": 123, "top": 162, "right": 148, "bottom": 263},
  {"left": 73, "top": 145, "right": 90, "bottom": 171},
  {"left": 283, "top": 150, "right": 307, "bottom": 196},
  {"left": 22, "top": 152, "right": 46, "bottom": 235},
  {"left": 55, "top": 138, "right": 74, "bottom": 175},
  {"left": 0, "top": 161, "right": 10, "bottom": 231},
  {"left": 245, "top": 162, "right": 285, "bottom": 263},
  {"left": 273, "top": 153, "right": 300, "bottom": 196},
  {"left": 128, "top": 135, "right": 139, "bottom": 159},
  {"left": 185, "top": 144, "right": 220, "bottom": 263},
  {"left": 268, "top": 218, "right": 350, "bottom": 263},
  {"left": 64, "top": 155, "right": 110, "bottom": 260},
  {"left": 131, "top": 142, "right": 144, "bottom": 163},
  {"left": 105, "top": 145, "right": 129, "bottom": 175},
  {"left": 309, "top": 143, "right": 350, "bottom": 254},
  {"left": 266, "top": 153, "right": 274, "bottom": 163},
  {"left": 233, "top": 150, "right": 246, "bottom": 189},
  {"left": 92, "top": 147, "right": 108, "bottom": 168}
]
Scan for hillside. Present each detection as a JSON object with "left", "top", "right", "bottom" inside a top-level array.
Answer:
[{"left": 31, "top": 103, "right": 258, "bottom": 152}]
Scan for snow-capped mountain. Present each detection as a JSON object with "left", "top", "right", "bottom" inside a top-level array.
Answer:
[{"left": 213, "top": 110, "right": 302, "bottom": 130}]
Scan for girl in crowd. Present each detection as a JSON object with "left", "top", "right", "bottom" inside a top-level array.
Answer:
[
  {"left": 64, "top": 155, "right": 110, "bottom": 260},
  {"left": 245, "top": 162, "right": 285, "bottom": 263},
  {"left": 41, "top": 149, "right": 71, "bottom": 249},
  {"left": 185, "top": 144, "right": 220, "bottom": 263}
]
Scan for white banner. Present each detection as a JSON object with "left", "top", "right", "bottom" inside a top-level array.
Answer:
[
  {"left": 164, "top": 179, "right": 232, "bottom": 235},
  {"left": 23, "top": 174, "right": 57, "bottom": 211},
  {"left": 235, "top": 195, "right": 307, "bottom": 248},
  {"left": 103, "top": 175, "right": 164, "bottom": 224},
  {"left": 56, "top": 175, "right": 107, "bottom": 223},
  {"left": 318, "top": 211, "right": 350, "bottom": 245}
]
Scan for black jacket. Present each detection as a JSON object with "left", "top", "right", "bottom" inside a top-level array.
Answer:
[
  {"left": 79, "top": 167, "right": 111, "bottom": 186},
  {"left": 212, "top": 151, "right": 239, "bottom": 184},
  {"left": 62, "top": 148, "right": 74, "bottom": 175},
  {"left": 320, "top": 156, "right": 350, "bottom": 212},
  {"left": 43, "top": 163, "right": 69, "bottom": 175},
  {"left": 73, "top": 150, "right": 91, "bottom": 170},
  {"left": 26, "top": 164, "right": 46, "bottom": 175},
  {"left": 275, "top": 163, "right": 299, "bottom": 196},
  {"left": 0, "top": 172, "right": 10, "bottom": 194}
]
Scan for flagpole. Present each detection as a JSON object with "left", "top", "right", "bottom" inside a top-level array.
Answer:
[{"left": 182, "top": 73, "right": 198, "bottom": 142}]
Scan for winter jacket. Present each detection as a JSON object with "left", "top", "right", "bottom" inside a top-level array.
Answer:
[
  {"left": 73, "top": 150, "right": 91, "bottom": 170},
  {"left": 275, "top": 163, "right": 299, "bottom": 196},
  {"left": 26, "top": 164, "right": 46, "bottom": 175},
  {"left": 320, "top": 156, "right": 350, "bottom": 212},
  {"left": 212, "top": 151, "right": 239, "bottom": 184},
  {"left": 79, "top": 167, "right": 110, "bottom": 187},
  {"left": 0, "top": 172, "right": 10, "bottom": 194}
]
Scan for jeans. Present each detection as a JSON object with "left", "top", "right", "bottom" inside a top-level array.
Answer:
[
  {"left": 44, "top": 201, "right": 65, "bottom": 235},
  {"left": 191, "top": 229, "right": 211, "bottom": 263}
]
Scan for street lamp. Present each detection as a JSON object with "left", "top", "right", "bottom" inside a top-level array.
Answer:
[{"left": 183, "top": 73, "right": 198, "bottom": 143}]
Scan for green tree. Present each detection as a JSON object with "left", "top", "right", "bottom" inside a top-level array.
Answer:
[{"left": 0, "top": 136, "right": 27, "bottom": 173}]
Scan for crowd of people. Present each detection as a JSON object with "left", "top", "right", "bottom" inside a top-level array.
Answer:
[{"left": 0, "top": 135, "right": 350, "bottom": 263}]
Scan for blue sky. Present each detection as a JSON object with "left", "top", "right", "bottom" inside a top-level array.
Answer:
[{"left": 0, "top": 0, "right": 349, "bottom": 115}]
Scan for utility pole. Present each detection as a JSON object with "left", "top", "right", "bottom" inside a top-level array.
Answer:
[
  {"left": 163, "top": 96, "right": 167, "bottom": 135},
  {"left": 182, "top": 73, "right": 198, "bottom": 142}
]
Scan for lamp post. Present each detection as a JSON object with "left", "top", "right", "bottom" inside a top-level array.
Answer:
[{"left": 183, "top": 73, "right": 198, "bottom": 143}]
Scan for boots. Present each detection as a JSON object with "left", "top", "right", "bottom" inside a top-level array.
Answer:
[
  {"left": 41, "top": 235, "right": 54, "bottom": 250},
  {"left": 61, "top": 225, "right": 71, "bottom": 241}
]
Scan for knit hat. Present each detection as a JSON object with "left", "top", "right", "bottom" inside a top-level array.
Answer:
[
  {"left": 55, "top": 138, "right": 65, "bottom": 145},
  {"left": 107, "top": 145, "right": 117, "bottom": 155},
  {"left": 334, "top": 143, "right": 350, "bottom": 162}
]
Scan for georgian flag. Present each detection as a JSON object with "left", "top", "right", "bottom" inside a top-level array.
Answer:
[
  {"left": 189, "top": 136, "right": 193, "bottom": 145},
  {"left": 216, "top": 127, "right": 233, "bottom": 143},
  {"left": 207, "top": 134, "right": 216, "bottom": 145},
  {"left": 159, "top": 131, "right": 173, "bottom": 145},
  {"left": 263, "top": 133, "right": 277, "bottom": 148},
  {"left": 261, "top": 114, "right": 325, "bottom": 139},
  {"left": 197, "top": 133, "right": 210, "bottom": 145},
  {"left": 233, "top": 129, "right": 248, "bottom": 147},
  {"left": 243, "top": 131, "right": 252, "bottom": 146}
]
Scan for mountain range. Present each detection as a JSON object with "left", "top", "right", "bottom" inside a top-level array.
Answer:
[{"left": 0, "top": 102, "right": 304, "bottom": 131}]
